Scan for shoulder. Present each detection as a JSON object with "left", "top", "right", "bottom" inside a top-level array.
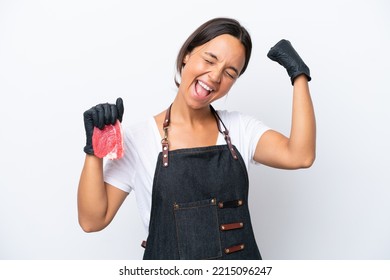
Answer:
[
  {"left": 122, "top": 116, "right": 161, "bottom": 160},
  {"left": 118, "top": 117, "right": 160, "bottom": 161},
  {"left": 125, "top": 118, "right": 154, "bottom": 134},
  {"left": 215, "top": 109, "right": 271, "bottom": 167},
  {"left": 215, "top": 109, "right": 241, "bottom": 124},
  {"left": 123, "top": 118, "right": 156, "bottom": 142},
  {"left": 215, "top": 109, "right": 265, "bottom": 128},
  {"left": 215, "top": 108, "right": 271, "bottom": 149}
]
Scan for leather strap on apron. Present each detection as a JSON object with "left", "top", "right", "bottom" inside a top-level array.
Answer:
[{"left": 161, "top": 104, "right": 238, "bottom": 167}]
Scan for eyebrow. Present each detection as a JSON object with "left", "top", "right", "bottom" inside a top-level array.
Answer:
[{"left": 204, "top": 52, "right": 239, "bottom": 76}]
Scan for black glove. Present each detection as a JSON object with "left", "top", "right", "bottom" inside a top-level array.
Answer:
[
  {"left": 267, "top": 39, "right": 311, "bottom": 85},
  {"left": 83, "top": 97, "right": 124, "bottom": 155}
]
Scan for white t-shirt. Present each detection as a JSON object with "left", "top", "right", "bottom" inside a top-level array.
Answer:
[{"left": 103, "top": 110, "right": 270, "bottom": 234}]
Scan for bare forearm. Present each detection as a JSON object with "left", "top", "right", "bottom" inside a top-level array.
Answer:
[
  {"left": 77, "top": 155, "right": 108, "bottom": 231},
  {"left": 288, "top": 75, "right": 316, "bottom": 166}
]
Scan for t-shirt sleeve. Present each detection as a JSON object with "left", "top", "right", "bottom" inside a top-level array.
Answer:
[
  {"left": 238, "top": 112, "right": 271, "bottom": 165},
  {"left": 103, "top": 127, "right": 137, "bottom": 193}
]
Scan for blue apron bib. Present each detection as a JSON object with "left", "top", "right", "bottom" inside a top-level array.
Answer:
[{"left": 143, "top": 105, "right": 261, "bottom": 260}]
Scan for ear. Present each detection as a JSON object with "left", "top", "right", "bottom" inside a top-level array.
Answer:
[{"left": 183, "top": 53, "right": 190, "bottom": 65}]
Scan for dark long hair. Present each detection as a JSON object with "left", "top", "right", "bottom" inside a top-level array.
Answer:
[{"left": 174, "top": 17, "right": 252, "bottom": 87}]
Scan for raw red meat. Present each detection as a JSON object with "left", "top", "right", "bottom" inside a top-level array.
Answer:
[{"left": 92, "top": 120, "right": 124, "bottom": 160}]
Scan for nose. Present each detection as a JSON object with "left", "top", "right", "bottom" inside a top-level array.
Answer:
[{"left": 208, "top": 66, "right": 222, "bottom": 84}]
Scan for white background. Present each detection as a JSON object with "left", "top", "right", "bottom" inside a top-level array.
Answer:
[{"left": 0, "top": 0, "right": 389, "bottom": 260}]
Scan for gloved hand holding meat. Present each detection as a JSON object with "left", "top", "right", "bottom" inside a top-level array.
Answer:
[{"left": 83, "top": 97, "right": 124, "bottom": 159}]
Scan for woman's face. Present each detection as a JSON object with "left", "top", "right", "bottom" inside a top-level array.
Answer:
[{"left": 179, "top": 34, "right": 246, "bottom": 109}]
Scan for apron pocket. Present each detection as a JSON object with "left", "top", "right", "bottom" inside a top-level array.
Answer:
[{"left": 173, "top": 198, "right": 222, "bottom": 260}]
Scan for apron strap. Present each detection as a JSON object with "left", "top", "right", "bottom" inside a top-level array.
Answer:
[
  {"left": 210, "top": 105, "right": 238, "bottom": 160},
  {"left": 161, "top": 104, "right": 172, "bottom": 167},
  {"left": 161, "top": 104, "right": 238, "bottom": 167}
]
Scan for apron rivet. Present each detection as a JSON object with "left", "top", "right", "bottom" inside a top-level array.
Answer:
[{"left": 164, "top": 162, "right": 168, "bottom": 166}]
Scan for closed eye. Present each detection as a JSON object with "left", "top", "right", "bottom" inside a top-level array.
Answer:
[
  {"left": 225, "top": 69, "right": 238, "bottom": 80},
  {"left": 226, "top": 72, "right": 235, "bottom": 79},
  {"left": 204, "top": 58, "right": 214, "bottom": 65}
]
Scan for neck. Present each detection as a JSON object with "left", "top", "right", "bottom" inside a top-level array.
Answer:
[{"left": 170, "top": 96, "right": 214, "bottom": 127}]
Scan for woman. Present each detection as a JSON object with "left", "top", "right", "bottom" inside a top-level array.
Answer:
[{"left": 78, "top": 17, "right": 316, "bottom": 260}]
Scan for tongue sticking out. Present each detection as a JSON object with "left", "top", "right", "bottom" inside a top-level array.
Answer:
[{"left": 195, "top": 81, "right": 210, "bottom": 98}]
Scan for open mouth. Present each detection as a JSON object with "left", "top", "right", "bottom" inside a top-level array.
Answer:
[{"left": 195, "top": 80, "right": 214, "bottom": 98}]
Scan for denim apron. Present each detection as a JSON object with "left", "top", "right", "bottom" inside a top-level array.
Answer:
[{"left": 143, "top": 105, "right": 261, "bottom": 260}]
